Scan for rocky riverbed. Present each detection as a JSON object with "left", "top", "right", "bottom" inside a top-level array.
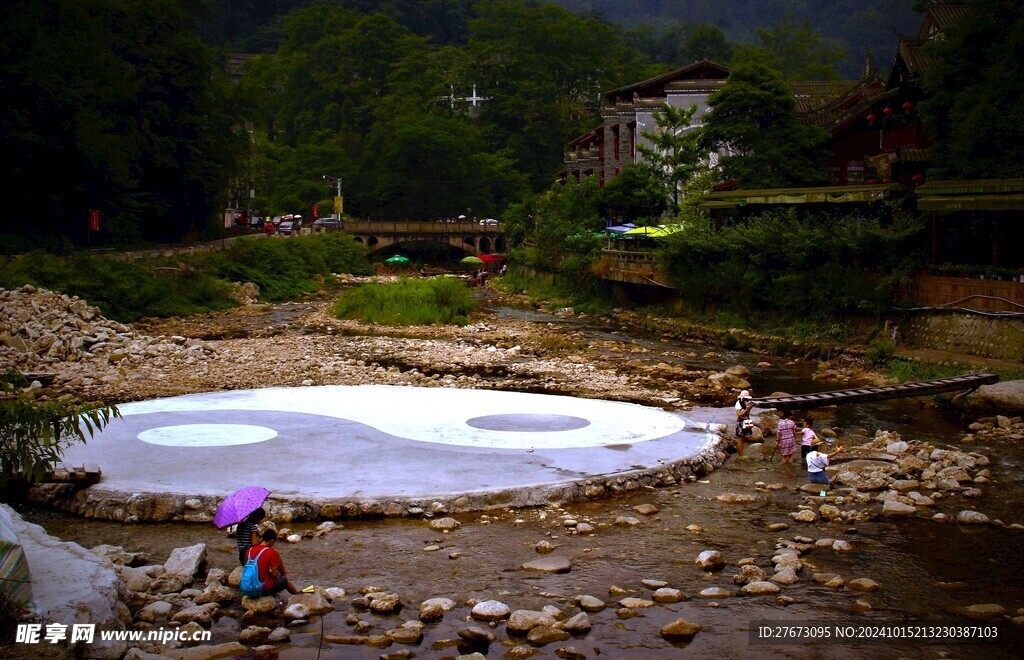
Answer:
[{"left": 3, "top": 280, "right": 1024, "bottom": 658}]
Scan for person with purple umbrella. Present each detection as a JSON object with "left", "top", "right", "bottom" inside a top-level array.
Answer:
[{"left": 235, "top": 507, "right": 265, "bottom": 566}]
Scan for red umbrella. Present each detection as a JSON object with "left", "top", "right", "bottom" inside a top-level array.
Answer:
[
  {"left": 478, "top": 253, "right": 502, "bottom": 264},
  {"left": 213, "top": 486, "right": 270, "bottom": 528}
]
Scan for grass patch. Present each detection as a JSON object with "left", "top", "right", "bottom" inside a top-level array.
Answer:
[
  {"left": 886, "top": 359, "right": 965, "bottom": 383},
  {"left": 495, "top": 269, "right": 614, "bottom": 316},
  {"left": 332, "top": 277, "right": 476, "bottom": 326},
  {"left": 0, "top": 233, "right": 372, "bottom": 322}
]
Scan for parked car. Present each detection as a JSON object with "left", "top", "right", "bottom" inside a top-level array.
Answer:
[
  {"left": 479, "top": 218, "right": 498, "bottom": 226},
  {"left": 313, "top": 217, "right": 342, "bottom": 231},
  {"left": 278, "top": 220, "right": 295, "bottom": 236}
]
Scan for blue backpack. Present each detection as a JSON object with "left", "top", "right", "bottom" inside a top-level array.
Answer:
[{"left": 240, "top": 547, "right": 267, "bottom": 597}]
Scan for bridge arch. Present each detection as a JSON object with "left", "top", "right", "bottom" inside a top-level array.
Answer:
[{"left": 341, "top": 220, "right": 506, "bottom": 256}]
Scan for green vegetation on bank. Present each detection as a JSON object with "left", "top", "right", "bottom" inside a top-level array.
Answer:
[
  {"left": 0, "top": 370, "right": 120, "bottom": 489},
  {"left": 0, "top": 234, "right": 372, "bottom": 322},
  {"left": 332, "top": 278, "right": 476, "bottom": 326}
]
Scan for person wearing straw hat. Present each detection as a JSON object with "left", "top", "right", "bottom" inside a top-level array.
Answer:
[
  {"left": 805, "top": 437, "right": 843, "bottom": 487},
  {"left": 734, "top": 389, "right": 756, "bottom": 457}
]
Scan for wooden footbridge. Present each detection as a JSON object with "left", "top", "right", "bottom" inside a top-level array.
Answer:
[{"left": 754, "top": 373, "right": 999, "bottom": 411}]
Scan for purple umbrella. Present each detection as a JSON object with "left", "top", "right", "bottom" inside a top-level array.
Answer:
[{"left": 213, "top": 486, "right": 270, "bottom": 529}]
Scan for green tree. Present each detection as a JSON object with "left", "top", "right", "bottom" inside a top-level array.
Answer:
[
  {"left": 0, "top": 372, "right": 120, "bottom": 488},
  {"left": 598, "top": 163, "right": 669, "bottom": 224},
  {"left": 680, "top": 24, "right": 734, "bottom": 65},
  {"left": 637, "top": 103, "right": 706, "bottom": 212},
  {"left": 700, "top": 62, "right": 830, "bottom": 189},
  {"left": 922, "top": 0, "right": 1024, "bottom": 179},
  {"left": 466, "top": 0, "right": 651, "bottom": 189},
  {"left": 732, "top": 14, "right": 845, "bottom": 80}
]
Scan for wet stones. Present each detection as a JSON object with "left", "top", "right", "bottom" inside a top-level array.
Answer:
[
  {"left": 428, "top": 517, "right": 461, "bottom": 532},
  {"left": 573, "top": 595, "right": 606, "bottom": 612},
  {"left": 652, "top": 588, "right": 684, "bottom": 603},
  {"left": 882, "top": 500, "right": 917, "bottom": 516},
  {"left": 847, "top": 578, "right": 880, "bottom": 592},
  {"left": 660, "top": 618, "right": 701, "bottom": 642},
  {"left": 960, "top": 604, "right": 1005, "bottom": 620},
  {"left": 740, "top": 581, "right": 780, "bottom": 596},
  {"left": 733, "top": 565, "right": 767, "bottom": 585},
  {"left": 506, "top": 610, "right": 558, "bottom": 635},
  {"left": 521, "top": 556, "right": 572, "bottom": 573},
  {"left": 956, "top": 510, "right": 990, "bottom": 525},
  {"left": 471, "top": 600, "right": 511, "bottom": 622},
  {"left": 695, "top": 550, "right": 725, "bottom": 571}
]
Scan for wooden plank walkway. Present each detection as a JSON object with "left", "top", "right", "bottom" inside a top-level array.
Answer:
[{"left": 754, "top": 373, "right": 999, "bottom": 410}]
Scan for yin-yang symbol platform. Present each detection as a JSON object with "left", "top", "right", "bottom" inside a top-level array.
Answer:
[{"left": 62, "top": 386, "right": 713, "bottom": 500}]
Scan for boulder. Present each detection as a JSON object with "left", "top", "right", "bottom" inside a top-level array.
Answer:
[
  {"left": 882, "top": 500, "right": 916, "bottom": 516},
  {"left": 241, "top": 596, "right": 277, "bottom": 614},
  {"left": 171, "top": 603, "right": 218, "bottom": 627},
  {"left": 961, "top": 604, "right": 1006, "bottom": 620},
  {"left": 137, "top": 601, "right": 173, "bottom": 623},
  {"left": 164, "top": 544, "right": 207, "bottom": 578},
  {"left": 956, "top": 381, "right": 1024, "bottom": 416},
  {"left": 618, "top": 597, "right": 655, "bottom": 609},
  {"left": 428, "top": 517, "right": 461, "bottom": 532},
  {"left": 286, "top": 592, "right": 333, "bottom": 615},
  {"left": 697, "top": 587, "right": 732, "bottom": 599},
  {"left": 733, "top": 565, "right": 767, "bottom": 586},
  {"left": 653, "top": 588, "right": 684, "bottom": 603},
  {"left": 847, "top": 578, "right": 880, "bottom": 592}
]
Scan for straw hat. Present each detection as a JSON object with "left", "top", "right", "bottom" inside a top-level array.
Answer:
[
  {"left": 811, "top": 437, "right": 824, "bottom": 447},
  {"left": 739, "top": 390, "right": 750, "bottom": 399}
]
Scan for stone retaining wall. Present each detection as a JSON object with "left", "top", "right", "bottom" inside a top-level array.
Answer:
[
  {"left": 28, "top": 435, "right": 731, "bottom": 524},
  {"left": 902, "top": 312, "right": 1024, "bottom": 362}
]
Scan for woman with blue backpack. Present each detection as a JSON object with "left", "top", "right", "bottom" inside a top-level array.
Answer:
[{"left": 240, "top": 529, "right": 300, "bottom": 597}]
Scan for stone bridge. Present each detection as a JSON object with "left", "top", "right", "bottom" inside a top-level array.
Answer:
[{"left": 342, "top": 220, "right": 506, "bottom": 256}]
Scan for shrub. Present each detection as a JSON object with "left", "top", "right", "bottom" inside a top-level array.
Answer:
[{"left": 332, "top": 277, "right": 476, "bottom": 326}]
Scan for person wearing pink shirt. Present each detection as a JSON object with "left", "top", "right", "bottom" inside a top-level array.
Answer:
[{"left": 800, "top": 419, "right": 818, "bottom": 468}]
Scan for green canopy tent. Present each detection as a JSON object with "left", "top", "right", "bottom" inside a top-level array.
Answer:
[
  {"left": 460, "top": 256, "right": 484, "bottom": 265},
  {"left": 384, "top": 254, "right": 411, "bottom": 267}
]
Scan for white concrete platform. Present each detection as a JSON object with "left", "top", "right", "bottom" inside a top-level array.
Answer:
[{"left": 62, "top": 386, "right": 714, "bottom": 501}]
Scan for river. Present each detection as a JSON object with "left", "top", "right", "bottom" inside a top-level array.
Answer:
[{"left": 16, "top": 292, "right": 1024, "bottom": 658}]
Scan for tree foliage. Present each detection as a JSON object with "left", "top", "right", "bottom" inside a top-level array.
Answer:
[
  {"left": 733, "top": 14, "right": 846, "bottom": 80},
  {"left": 657, "top": 207, "right": 926, "bottom": 319},
  {"left": 701, "top": 62, "right": 831, "bottom": 188},
  {"left": 922, "top": 0, "right": 1024, "bottom": 179},
  {"left": 637, "top": 103, "right": 707, "bottom": 212},
  {"left": 0, "top": 372, "right": 120, "bottom": 487},
  {"left": 0, "top": 0, "right": 236, "bottom": 246}
]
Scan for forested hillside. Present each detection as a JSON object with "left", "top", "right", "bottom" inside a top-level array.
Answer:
[
  {"left": 555, "top": 0, "right": 921, "bottom": 78},
  {"left": 200, "top": 0, "right": 921, "bottom": 79}
]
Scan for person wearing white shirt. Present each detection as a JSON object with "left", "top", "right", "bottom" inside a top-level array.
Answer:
[{"left": 806, "top": 438, "right": 843, "bottom": 487}]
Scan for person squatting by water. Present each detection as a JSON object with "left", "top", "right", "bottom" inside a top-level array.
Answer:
[
  {"left": 806, "top": 437, "right": 843, "bottom": 488},
  {"left": 776, "top": 410, "right": 798, "bottom": 465},
  {"left": 734, "top": 389, "right": 756, "bottom": 457},
  {"left": 236, "top": 507, "right": 265, "bottom": 566}
]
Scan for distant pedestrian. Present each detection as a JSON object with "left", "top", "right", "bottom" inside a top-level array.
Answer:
[
  {"left": 800, "top": 419, "right": 818, "bottom": 467},
  {"left": 806, "top": 438, "right": 843, "bottom": 488},
  {"left": 776, "top": 410, "right": 797, "bottom": 464}
]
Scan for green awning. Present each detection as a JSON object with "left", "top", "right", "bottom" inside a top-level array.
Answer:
[
  {"left": 700, "top": 183, "right": 902, "bottom": 208},
  {"left": 915, "top": 178, "right": 1024, "bottom": 196},
  {"left": 917, "top": 194, "right": 1024, "bottom": 211}
]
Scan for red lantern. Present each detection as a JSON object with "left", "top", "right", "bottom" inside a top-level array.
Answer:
[
  {"left": 912, "top": 173, "right": 924, "bottom": 183},
  {"left": 867, "top": 113, "right": 877, "bottom": 124},
  {"left": 867, "top": 178, "right": 877, "bottom": 184},
  {"left": 902, "top": 101, "right": 914, "bottom": 112},
  {"left": 883, "top": 107, "right": 894, "bottom": 117},
  {"left": 882, "top": 177, "right": 893, "bottom": 184}
]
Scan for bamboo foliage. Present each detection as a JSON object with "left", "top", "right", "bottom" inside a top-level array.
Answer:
[{"left": 0, "top": 373, "right": 120, "bottom": 487}]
